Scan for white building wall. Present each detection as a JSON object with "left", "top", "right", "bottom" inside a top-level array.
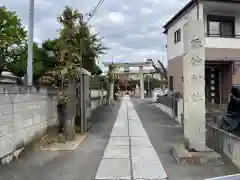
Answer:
[
  {"left": 166, "top": 1, "right": 240, "bottom": 59},
  {"left": 167, "top": 5, "right": 199, "bottom": 60}
]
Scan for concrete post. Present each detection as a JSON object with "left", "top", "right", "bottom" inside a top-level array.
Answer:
[
  {"left": 27, "top": 0, "right": 34, "bottom": 86},
  {"left": 139, "top": 65, "right": 144, "bottom": 99},
  {"left": 183, "top": 19, "right": 206, "bottom": 151},
  {"left": 110, "top": 83, "right": 114, "bottom": 100}
]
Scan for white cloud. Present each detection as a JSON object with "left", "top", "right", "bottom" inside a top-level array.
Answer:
[
  {"left": 35, "top": 0, "right": 53, "bottom": 8},
  {"left": 122, "top": 4, "right": 130, "bottom": 11},
  {"left": 2, "top": 0, "right": 190, "bottom": 68},
  {"left": 108, "top": 12, "right": 125, "bottom": 24},
  {"left": 141, "top": 8, "right": 152, "bottom": 14}
]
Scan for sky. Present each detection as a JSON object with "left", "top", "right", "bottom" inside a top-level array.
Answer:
[{"left": 2, "top": 0, "right": 189, "bottom": 69}]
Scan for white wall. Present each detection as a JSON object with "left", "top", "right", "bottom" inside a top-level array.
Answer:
[
  {"left": 166, "top": 1, "right": 240, "bottom": 58},
  {"left": 166, "top": 4, "right": 199, "bottom": 60}
]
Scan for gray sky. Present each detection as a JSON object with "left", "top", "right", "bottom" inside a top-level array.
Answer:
[{"left": 2, "top": 0, "right": 189, "bottom": 68}]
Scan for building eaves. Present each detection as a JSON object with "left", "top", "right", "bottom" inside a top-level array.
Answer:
[{"left": 162, "top": 0, "right": 240, "bottom": 34}]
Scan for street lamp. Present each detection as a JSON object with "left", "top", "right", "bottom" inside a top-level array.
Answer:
[{"left": 27, "top": 0, "right": 34, "bottom": 86}]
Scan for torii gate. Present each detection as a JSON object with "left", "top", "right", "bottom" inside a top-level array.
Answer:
[{"left": 103, "top": 61, "right": 153, "bottom": 99}]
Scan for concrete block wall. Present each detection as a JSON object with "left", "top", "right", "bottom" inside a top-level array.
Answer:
[
  {"left": 0, "top": 85, "right": 58, "bottom": 159},
  {"left": 0, "top": 87, "right": 107, "bottom": 161},
  {"left": 91, "top": 90, "right": 107, "bottom": 110}
]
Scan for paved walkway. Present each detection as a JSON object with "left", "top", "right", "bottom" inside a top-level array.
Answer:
[
  {"left": 0, "top": 96, "right": 238, "bottom": 180},
  {"left": 95, "top": 95, "right": 167, "bottom": 180}
]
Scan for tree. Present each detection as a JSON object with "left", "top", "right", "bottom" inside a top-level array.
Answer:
[
  {"left": 7, "top": 42, "right": 56, "bottom": 85},
  {"left": 74, "top": 19, "right": 107, "bottom": 73},
  {"left": 40, "top": 6, "right": 107, "bottom": 140},
  {"left": 40, "top": 7, "right": 107, "bottom": 85},
  {"left": 0, "top": 6, "right": 26, "bottom": 75},
  {"left": 149, "top": 59, "right": 168, "bottom": 80},
  {"left": 92, "top": 64, "right": 102, "bottom": 76}
]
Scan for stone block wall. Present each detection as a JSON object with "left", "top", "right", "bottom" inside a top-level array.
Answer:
[{"left": 0, "top": 85, "right": 58, "bottom": 159}]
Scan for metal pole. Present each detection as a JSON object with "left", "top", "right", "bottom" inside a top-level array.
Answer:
[
  {"left": 79, "top": 15, "right": 84, "bottom": 132},
  {"left": 27, "top": 0, "right": 34, "bottom": 86},
  {"left": 80, "top": 38, "right": 84, "bottom": 132}
]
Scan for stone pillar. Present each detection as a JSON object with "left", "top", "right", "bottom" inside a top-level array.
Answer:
[
  {"left": 182, "top": 19, "right": 206, "bottom": 151},
  {"left": 109, "top": 83, "right": 114, "bottom": 100},
  {"left": 139, "top": 65, "right": 144, "bottom": 99}
]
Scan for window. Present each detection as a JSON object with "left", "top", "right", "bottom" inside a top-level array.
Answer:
[
  {"left": 207, "top": 15, "right": 235, "bottom": 37},
  {"left": 174, "top": 29, "right": 181, "bottom": 43}
]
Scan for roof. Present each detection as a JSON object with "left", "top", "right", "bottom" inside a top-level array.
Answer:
[{"left": 163, "top": 0, "right": 240, "bottom": 34}]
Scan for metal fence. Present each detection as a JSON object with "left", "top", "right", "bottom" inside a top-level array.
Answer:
[
  {"left": 206, "top": 123, "right": 240, "bottom": 169},
  {"left": 156, "top": 95, "right": 178, "bottom": 118}
]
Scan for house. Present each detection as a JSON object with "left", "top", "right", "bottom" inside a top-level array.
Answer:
[{"left": 163, "top": 0, "right": 240, "bottom": 108}]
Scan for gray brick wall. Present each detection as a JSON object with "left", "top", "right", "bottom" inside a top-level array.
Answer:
[{"left": 0, "top": 85, "right": 58, "bottom": 158}]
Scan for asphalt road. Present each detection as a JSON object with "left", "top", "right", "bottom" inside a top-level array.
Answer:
[{"left": 131, "top": 97, "right": 238, "bottom": 180}]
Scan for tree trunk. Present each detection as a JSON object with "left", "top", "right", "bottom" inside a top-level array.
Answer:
[
  {"left": 151, "top": 60, "right": 168, "bottom": 80},
  {"left": 63, "top": 80, "right": 76, "bottom": 141},
  {"left": 57, "top": 103, "right": 65, "bottom": 133},
  {"left": 157, "top": 60, "right": 167, "bottom": 80}
]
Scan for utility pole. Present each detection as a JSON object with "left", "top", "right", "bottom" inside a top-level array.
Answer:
[
  {"left": 27, "top": 0, "right": 34, "bottom": 86},
  {"left": 80, "top": 15, "right": 85, "bottom": 132}
]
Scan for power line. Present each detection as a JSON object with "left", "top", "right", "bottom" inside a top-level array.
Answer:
[
  {"left": 86, "top": 0, "right": 104, "bottom": 23},
  {"left": 87, "top": 0, "right": 103, "bottom": 16},
  {"left": 86, "top": 0, "right": 105, "bottom": 23}
]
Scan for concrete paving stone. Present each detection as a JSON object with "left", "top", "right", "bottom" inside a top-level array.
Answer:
[
  {"left": 130, "top": 137, "right": 152, "bottom": 147},
  {"left": 95, "top": 159, "right": 131, "bottom": 180},
  {"left": 129, "top": 121, "right": 143, "bottom": 128},
  {"left": 111, "top": 126, "right": 128, "bottom": 137},
  {"left": 103, "top": 145, "right": 129, "bottom": 159},
  {"left": 128, "top": 116, "right": 139, "bottom": 120},
  {"left": 132, "top": 158, "right": 167, "bottom": 180},
  {"left": 108, "top": 137, "right": 129, "bottom": 146},
  {"left": 131, "top": 146, "right": 159, "bottom": 160},
  {"left": 129, "top": 126, "right": 148, "bottom": 137},
  {"left": 114, "top": 120, "right": 128, "bottom": 127}
]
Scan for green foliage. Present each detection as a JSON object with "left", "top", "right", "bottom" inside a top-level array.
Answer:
[
  {"left": 40, "top": 6, "right": 107, "bottom": 86},
  {"left": 0, "top": 6, "right": 26, "bottom": 74},
  {"left": 7, "top": 42, "right": 57, "bottom": 84},
  {"left": 126, "top": 76, "right": 167, "bottom": 90},
  {"left": 1, "top": 6, "right": 106, "bottom": 88},
  {"left": 6, "top": 44, "right": 27, "bottom": 77}
]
